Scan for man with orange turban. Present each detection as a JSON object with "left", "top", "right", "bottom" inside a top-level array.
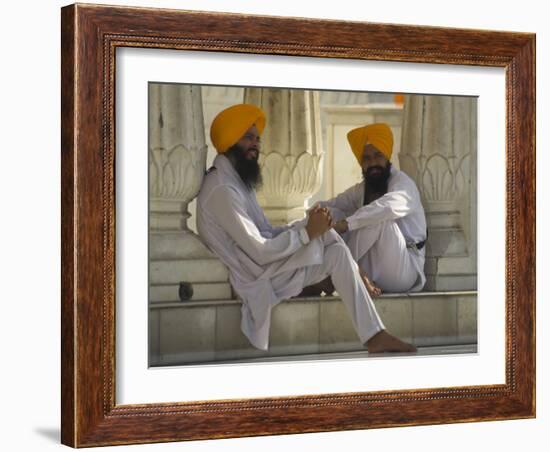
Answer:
[
  {"left": 316, "top": 123, "right": 427, "bottom": 296},
  {"left": 197, "top": 105, "right": 415, "bottom": 354}
]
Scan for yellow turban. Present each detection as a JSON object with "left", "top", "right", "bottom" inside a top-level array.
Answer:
[
  {"left": 210, "top": 104, "right": 266, "bottom": 153},
  {"left": 347, "top": 123, "right": 394, "bottom": 164}
]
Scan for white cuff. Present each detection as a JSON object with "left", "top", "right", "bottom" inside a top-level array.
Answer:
[
  {"left": 298, "top": 227, "right": 310, "bottom": 245},
  {"left": 346, "top": 217, "right": 358, "bottom": 231}
]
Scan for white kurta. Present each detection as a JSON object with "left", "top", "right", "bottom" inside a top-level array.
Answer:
[
  {"left": 197, "top": 155, "right": 322, "bottom": 350},
  {"left": 196, "top": 154, "right": 384, "bottom": 350},
  {"left": 320, "top": 166, "right": 427, "bottom": 292}
]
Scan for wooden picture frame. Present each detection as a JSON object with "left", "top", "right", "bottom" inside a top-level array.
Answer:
[{"left": 61, "top": 3, "right": 535, "bottom": 447}]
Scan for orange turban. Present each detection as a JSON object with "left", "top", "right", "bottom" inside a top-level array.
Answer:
[
  {"left": 210, "top": 104, "right": 266, "bottom": 153},
  {"left": 347, "top": 123, "right": 394, "bottom": 164}
]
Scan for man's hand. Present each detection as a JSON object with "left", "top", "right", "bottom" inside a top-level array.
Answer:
[
  {"left": 305, "top": 206, "right": 332, "bottom": 240},
  {"left": 333, "top": 219, "right": 349, "bottom": 234},
  {"left": 306, "top": 203, "right": 321, "bottom": 215}
]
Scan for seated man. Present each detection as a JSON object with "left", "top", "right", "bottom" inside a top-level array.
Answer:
[
  {"left": 317, "top": 123, "right": 427, "bottom": 296},
  {"left": 197, "top": 104, "right": 416, "bottom": 354}
]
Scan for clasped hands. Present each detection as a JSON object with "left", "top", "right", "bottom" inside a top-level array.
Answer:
[{"left": 305, "top": 205, "right": 348, "bottom": 240}]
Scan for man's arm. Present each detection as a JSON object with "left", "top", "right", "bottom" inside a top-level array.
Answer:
[
  {"left": 345, "top": 182, "right": 419, "bottom": 231},
  {"left": 204, "top": 186, "right": 330, "bottom": 266},
  {"left": 316, "top": 183, "right": 362, "bottom": 218}
]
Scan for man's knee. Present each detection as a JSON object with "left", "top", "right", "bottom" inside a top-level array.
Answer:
[
  {"left": 350, "top": 220, "right": 402, "bottom": 243},
  {"left": 354, "top": 219, "right": 398, "bottom": 235},
  {"left": 346, "top": 220, "right": 403, "bottom": 261},
  {"left": 379, "top": 219, "right": 401, "bottom": 234},
  {"left": 324, "top": 241, "right": 353, "bottom": 269}
]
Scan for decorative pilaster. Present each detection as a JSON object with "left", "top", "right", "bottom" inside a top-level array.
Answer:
[
  {"left": 400, "top": 95, "right": 477, "bottom": 291},
  {"left": 148, "top": 83, "right": 230, "bottom": 302},
  {"left": 244, "top": 88, "right": 324, "bottom": 225}
]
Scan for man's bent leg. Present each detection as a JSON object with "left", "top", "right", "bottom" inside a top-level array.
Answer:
[
  {"left": 301, "top": 232, "right": 416, "bottom": 352},
  {"left": 304, "top": 241, "right": 416, "bottom": 352},
  {"left": 303, "top": 241, "right": 383, "bottom": 343},
  {"left": 349, "top": 221, "right": 419, "bottom": 293},
  {"left": 297, "top": 228, "right": 345, "bottom": 297}
]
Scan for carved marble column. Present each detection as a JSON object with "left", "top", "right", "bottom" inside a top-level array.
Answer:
[
  {"left": 149, "top": 84, "right": 230, "bottom": 302},
  {"left": 400, "top": 95, "right": 477, "bottom": 291},
  {"left": 244, "top": 88, "right": 324, "bottom": 225}
]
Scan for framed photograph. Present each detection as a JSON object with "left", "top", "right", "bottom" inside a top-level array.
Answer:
[{"left": 61, "top": 3, "right": 535, "bottom": 447}]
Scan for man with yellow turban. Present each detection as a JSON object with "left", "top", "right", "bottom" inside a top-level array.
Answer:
[
  {"left": 316, "top": 123, "right": 427, "bottom": 296},
  {"left": 197, "top": 105, "right": 415, "bottom": 354}
]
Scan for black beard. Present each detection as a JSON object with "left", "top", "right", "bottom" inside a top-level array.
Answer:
[
  {"left": 362, "top": 163, "right": 391, "bottom": 202},
  {"left": 226, "top": 143, "right": 263, "bottom": 190}
]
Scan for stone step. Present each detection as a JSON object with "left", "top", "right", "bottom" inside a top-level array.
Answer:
[
  {"left": 150, "top": 282, "right": 232, "bottom": 302},
  {"left": 149, "top": 258, "right": 229, "bottom": 284},
  {"left": 149, "top": 291, "right": 477, "bottom": 366}
]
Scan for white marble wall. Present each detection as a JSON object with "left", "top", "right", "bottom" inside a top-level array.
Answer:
[
  {"left": 400, "top": 95, "right": 477, "bottom": 291},
  {"left": 148, "top": 84, "right": 230, "bottom": 303}
]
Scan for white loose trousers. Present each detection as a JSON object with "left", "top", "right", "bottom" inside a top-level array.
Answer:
[
  {"left": 346, "top": 219, "right": 421, "bottom": 293},
  {"left": 300, "top": 239, "right": 385, "bottom": 344}
]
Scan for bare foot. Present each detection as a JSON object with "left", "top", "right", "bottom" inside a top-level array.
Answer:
[
  {"left": 362, "top": 274, "right": 382, "bottom": 298},
  {"left": 366, "top": 330, "right": 417, "bottom": 354}
]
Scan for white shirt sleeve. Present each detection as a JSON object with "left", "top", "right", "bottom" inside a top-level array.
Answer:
[
  {"left": 204, "top": 185, "right": 308, "bottom": 265},
  {"left": 346, "top": 182, "right": 417, "bottom": 231},
  {"left": 318, "top": 183, "right": 362, "bottom": 217}
]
